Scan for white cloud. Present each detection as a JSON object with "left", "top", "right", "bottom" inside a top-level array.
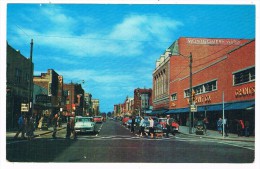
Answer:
[{"left": 9, "top": 7, "right": 183, "bottom": 58}]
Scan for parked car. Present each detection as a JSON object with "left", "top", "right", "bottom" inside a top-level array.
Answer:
[
  {"left": 171, "top": 119, "right": 179, "bottom": 133},
  {"left": 158, "top": 118, "right": 167, "bottom": 132},
  {"left": 122, "top": 116, "right": 130, "bottom": 125},
  {"left": 74, "top": 116, "right": 97, "bottom": 134},
  {"left": 93, "top": 116, "right": 102, "bottom": 123}
]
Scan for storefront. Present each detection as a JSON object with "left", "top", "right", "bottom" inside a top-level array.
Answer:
[{"left": 165, "top": 38, "right": 255, "bottom": 135}]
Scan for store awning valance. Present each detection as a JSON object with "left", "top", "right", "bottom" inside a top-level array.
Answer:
[
  {"left": 166, "top": 100, "right": 255, "bottom": 114},
  {"left": 150, "top": 109, "right": 168, "bottom": 115}
]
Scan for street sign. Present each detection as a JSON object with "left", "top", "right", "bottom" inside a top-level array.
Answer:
[
  {"left": 36, "top": 94, "right": 51, "bottom": 103},
  {"left": 190, "top": 104, "right": 197, "bottom": 112},
  {"left": 21, "top": 103, "right": 29, "bottom": 112}
]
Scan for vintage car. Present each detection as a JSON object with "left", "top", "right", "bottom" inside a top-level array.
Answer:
[
  {"left": 122, "top": 116, "right": 130, "bottom": 125},
  {"left": 74, "top": 116, "right": 97, "bottom": 134},
  {"left": 93, "top": 116, "right": 103, "bottom": 123}
]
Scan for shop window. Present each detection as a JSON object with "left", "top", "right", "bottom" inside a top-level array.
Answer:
[{"left": 234, "top": 67, "right": 255, "bottom": 85}]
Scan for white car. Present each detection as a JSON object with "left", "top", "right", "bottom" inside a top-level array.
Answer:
[{"left": 74, "top": 116, "right": 97, "bottom": 134}]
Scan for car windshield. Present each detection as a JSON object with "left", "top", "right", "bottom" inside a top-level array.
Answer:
[{"left": 76, "top": 118, "right": 92, "bottom": 122}]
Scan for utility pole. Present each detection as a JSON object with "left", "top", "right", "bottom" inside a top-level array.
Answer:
[
  {"left": 29, "top": 39, "right": 33, "bottom": 116},
  {"left": 189, "top": 52, "right": 193, "bottom": 134}
]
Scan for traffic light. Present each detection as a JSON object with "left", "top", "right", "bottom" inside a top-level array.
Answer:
[{"left": 192, "top": 90, "right": 196, "bottom": 102}]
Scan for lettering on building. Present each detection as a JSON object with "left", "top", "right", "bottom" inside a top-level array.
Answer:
[
  {"left": 187, "top": 95, "right": 211, "bottom": 104},
  {"left": 187, "top": 38, "right": 241, "bottom": 46},
  {"left": 235, "top": 87, "right": 255, "bottom": 97}
]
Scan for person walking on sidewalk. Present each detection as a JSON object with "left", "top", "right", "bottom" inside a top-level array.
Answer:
[
  {"left": 130, "top": 116, "right": 135, "bottom": 133},
  {"left": 148, "top": 117, "right": 154, "bottom": 138},
  {"left": 244, "top": 120, "right": 250, "bottom": 137},
  {"left": 52, "top": 114, "right": 59, "bottom": 139},
  {"left": 70, "top": 112, "right": 76, "bottom": 139},
  {"left": 139, "top": 116, "right": 145, "bottom": 137},
  {"left": 14, "top": 114, "right": 26, "bottom": 139},
  {"left": 217, "top": 117, "right": 223, "bottom": 134},
  {"left": 203, "top": 116, "right": 209, "bottom": 135},
  {"left": 26, "top": 116, "right": 35, "bottom": 140},
  {"left": 166, "top": 115, "right": 171, "bottom": 138}
]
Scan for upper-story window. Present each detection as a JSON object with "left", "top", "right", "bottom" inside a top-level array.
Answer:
[
  {"left": 233, "top": 67, "right": 255, "bottom": 85},
  {"left": 184, "top": 80, "right": 217, "bottom": 98},
  {"left": 171, "top": 93, "right": 177, "bottom": 101}
]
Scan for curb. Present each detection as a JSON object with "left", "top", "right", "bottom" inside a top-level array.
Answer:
[
  {"left": 179, "top": 131, "right": 255, "bottom": 142},
  {"left": 33, "top": 127, "right": 66, "bottom": 138}
]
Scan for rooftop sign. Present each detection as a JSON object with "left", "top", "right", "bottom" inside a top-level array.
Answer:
[{"left": 187, "top": 38, "right": 241, "bottom": 45}]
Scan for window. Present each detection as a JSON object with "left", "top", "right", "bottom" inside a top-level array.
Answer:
[
  {"left": 184, "top": 80, "right": 217, "bottom": 98},
  {"left": 234, "top": 67, "right": 255, "bottom": 85},
  {"left": 15, "top": 68, "right": 22, "bottom": 83},
  {"left": 171, "top": 93, "right": 177, "bottom": 101}
]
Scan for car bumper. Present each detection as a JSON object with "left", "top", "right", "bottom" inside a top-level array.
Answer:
[{"left": 75, "top": 127, "right": 95, "bottom": 133}]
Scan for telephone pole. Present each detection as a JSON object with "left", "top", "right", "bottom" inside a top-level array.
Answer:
[
  {"left": 189, "top": 52, "right": 193, "bottom": 134},
  {"left": 29, "top": 39, "right": 33, "bottom": 116}
]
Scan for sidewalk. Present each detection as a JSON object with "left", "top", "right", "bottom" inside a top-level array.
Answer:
[
  {"left": 6, "top": 125, "right": 66, "bottom": 139},
  {"left": 179, "top": 126, "right": 255, "bottom": 142}
]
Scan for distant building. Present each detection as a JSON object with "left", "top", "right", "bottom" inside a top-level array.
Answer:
[
  {"left": 33, "top": 69, "right": 65, "bottom": 116},
  {"left": 84, "top": 93, "right": 93, "bottom": 116},
  {"left": 92, "top": 99, "right": 100, "bottom": 116},
  {"left": 134, "top": 88, "right": 153, "bottom": 116},
  {"left": 64, "top": 82, "right": 85, "bottom": 116}
]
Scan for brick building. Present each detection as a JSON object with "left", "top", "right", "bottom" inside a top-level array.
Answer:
[
  {"left": 64, "top": 83, "right": 85, "bottom": 116},
  {"left": 152, "top": 37, "right": 255, "bottom": 134},
  {"left": 6, "top": 42, "right": 34, "bottom": 129},
  {"left": 134, "top": 88, "right": 153, "bottom": 116},
  {"left": 33, "top": 69, "right": 65, "bottom": 117}
]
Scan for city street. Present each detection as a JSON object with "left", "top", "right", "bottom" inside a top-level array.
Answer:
[{"left": 6, "top": 119, "right": 254, "bottom": 163}]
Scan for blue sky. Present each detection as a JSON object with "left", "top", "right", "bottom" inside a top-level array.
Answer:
[{"left": 6, "top": 4, "right": 255, "bottom": 113}]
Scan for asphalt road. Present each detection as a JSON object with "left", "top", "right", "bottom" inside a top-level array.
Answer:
[{"left": 6, "top": 119, "right": 255, "bottom": 163}]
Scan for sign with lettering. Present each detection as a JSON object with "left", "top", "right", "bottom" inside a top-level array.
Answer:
[
  {"left": 235, "top": 86, "right": 255, "bottom": 97},
  {"left": 187, "top": 38, "right": 241, "bottom": 46},
  {"left": 21, "top": 103, "right": 29, "bottom": 112},
  {"left": 36, "top": 94, "right": 51, "bottom": 103}
]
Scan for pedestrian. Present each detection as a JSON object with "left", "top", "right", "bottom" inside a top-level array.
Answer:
[
  {"left": 130, "top": 116, "right": 135, "bottom": 133},
  {"left": 217, "top": 117, "right": 222, "bottom": 134},
  {"left": 66, "top": 116, "right": 71, "bottom": 139},
  {"left": 38, "top": 115, "right": 44, "bottom": 130},
  {"left": 148, "top": 117, "right": 154, "bottom": 138},
  {"left": 239, "top": 119, "right": 245, "bottom": 136},
  {"left": 70, "top": 112, "right": 76, "bottom": 140},
  {"left": 166, "top": 115, "right": 171, "bottom": 137},
  {"left": 222, "top": 118, "right": 228, "bottom": 137},
  {"left": 52, "top": 114, "right": 59, "bottom": 139},
  {"left": 26, "top": 116, "right": 35, "bottom": 140},
  {"left": 14, "top": 114, "right": 25, "bottom": 139},
  {"left": 203, "top": 116, "right": 209, "bottom": 135},
  {"left": 139, "top": 116, "right": 145, "bottom": 137},
  {"left": 244, "top": 120, "right": 250, "bottom": 137},
  {"left": 236, "top": 119, "right": 242, "bottom": 136}
]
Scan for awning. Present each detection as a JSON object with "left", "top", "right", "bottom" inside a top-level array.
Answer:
[
  {"left": 150, "top": 109, "right": 168, "bottom": 115},
  {"left": 224, "top": 100, "right": 255, "bottom": 110},
  {"left": 166, "top": 100, "right": 255, "bottom": 114},
  {"left": 166, "top": 108, "right": 189, "bottom": 114}
]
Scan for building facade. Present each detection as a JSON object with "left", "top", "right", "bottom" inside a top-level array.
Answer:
[
  {"left": 92, "top": 99, "right": 100, "bottom": 116},
  {"left": 84, "top": 93, "right": 93, "bottom": 116},
  {"left": 153, "top": 37, "right": 255, "bottom": 134},
  {"left": 6, "top": 42, "right": 34, "bottom": 129},
  {"left": 33, "top": 69, "right": 65, "bottom": 117},
  {"left": 64, "top": 83, "right": 85, "bottom": 116},
  {"left": 134, "top": 88, "right": 153, "bottom": 116}
]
